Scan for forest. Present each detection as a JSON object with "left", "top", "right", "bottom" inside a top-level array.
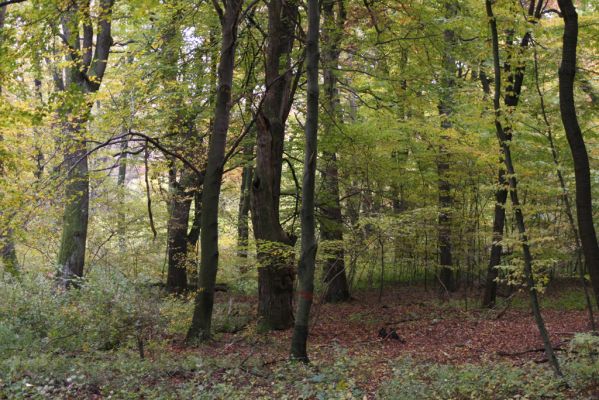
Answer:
[{"left": 0, "top": 0, "right": 599, "bottom": 398}]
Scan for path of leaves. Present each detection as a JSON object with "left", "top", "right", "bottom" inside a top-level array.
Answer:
[{"left": 174, "top": 284, "right": 591, "bottom": 397}]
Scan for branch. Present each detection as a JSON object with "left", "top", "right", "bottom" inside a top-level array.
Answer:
[{"left": 0, "top": 0, "right": 26, "bottom": 7}]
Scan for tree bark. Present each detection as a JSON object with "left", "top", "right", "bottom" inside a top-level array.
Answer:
[
  {"left": 56, "top": 0, "right": 115, "bottom": 287},
  {"left": 166, "top": 166, "right": 195, "bottom": 292},
  {"left": 250, "top": 0, "right": 298, "bottom": 331},
  {"left": 557, "top": 0, "right": 599, "bottom": 310},
  {"left": 437, "top": 0, "right": 458, "bottom": 293},
  {"left": 187, "top": 0, "right": 243, "bottom": 341},
  {"left": 320, "top": 0, "right": 350, "bottom": 303},
  {"left": 290, "top": 0, "right": 319, "bottom": 361}
]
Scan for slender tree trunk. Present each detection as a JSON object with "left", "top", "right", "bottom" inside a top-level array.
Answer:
[
  {"left": 187, "top": 0, "right": 243, "bottom": 341},
  {"left": 117, "top": 137, "right": 128, "bottom": 254},
  {"left": 479, "top": 68, "right": 508, "bottom": 308},
  {"left": 486, "top": 0, "right": 562, "bottom": 376},
  {"left": 237, "top": 135, "right": 253, "bottom": 259},
  {"left": 482, "top": 0, "right": 543, "bottom": 307},
  {"left": 290, "top": 0, "right": 319, "bottom": 361},
  {"left": 532, "top": 47, "right": 595, "bottom": 329},
  {"left": 482, "top": 168, "right": 507, "bottom": 307},
  {"left": 320, "top": 0, "right": 350, "bottom": 303},
  {"left": 437, "top": 0, "right": 458, "bottom": 294},
  {"left": 251, "top": 0, "right": 298, "bottom": 331},
  {"left": 558, "top": 0, "right": 599, "bottom": 310}
]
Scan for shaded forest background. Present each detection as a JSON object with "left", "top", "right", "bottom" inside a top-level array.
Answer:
[{"left": 0, "top": 0, "right": 599, "bottom": 398}]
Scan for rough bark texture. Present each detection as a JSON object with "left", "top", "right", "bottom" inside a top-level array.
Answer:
[
  {"left": 166, "top": 167, "right": 195, "bottom": 292},
  {"left": 485, "top": 0, "right": 562, "bottom": 377},
  {"left": 320, "top": 0, "right": 350, "bottom": 303},
  {"left": 290, "top": 0, "right": 319, "bottom": 361},
  {"left": 187, "top": 0, "right": 242, "bottom": 341},
  {"left": 437, "top": 0, "right": 458, "bottom": 294},
  {"left": 56, "top": 0, "right": 115, "bottom": 287},
  {"left": 57, "top": 131, "right": 89, "bottom": 286},
  {"left": 557, "top": 0, "right": 599, "bottom": 309},
  {"left": 250, "top": 0, "right": 298, "bottom": 331}
]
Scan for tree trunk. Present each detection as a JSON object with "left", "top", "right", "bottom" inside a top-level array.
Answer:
[
  {"left": 482, "top": 167, "right": 507, "bottom": 307},
  {"left": 532, "top": 47, "right": 595, "bottom": 329},
  {"left": 117, "top": 137, "right": 128, "bottom": 254},
  {"left": 482, "top": 1, "right": 542, "bottom": 307},
  {"left": 251, "top": 0, "right": 298, "bottom": 331},
  {"left": 55, "top": 0, "right": 115, "bottom": 287},
  {"left": 0, "top": 5, "right": 18, "bottom": 276},
  {"left": 320, "top": 0, "right": 350, "bottom": 303},
  {"left": 237, "top": 138, "right": 253, "bottom": 260},
  {"left": 437, "top": 0, "right": 458, "bottom": 294},
  {"left": 166, "top": 166, "right": 195, "bottom": 292},
  {"left": 557, "top": 0, "right": 599, "bottom": 310},
  {"left": 187, "top": 0, "right": 243, "bottom": 341},
  {"left": 485, "top": 0, "right": 562, "bottom": 376},
  {"left": 290, "top": 0, "right": 319, "bottom": 361},
  {"left": 57, "top": 133, "right": 89, "bottom": 287}
]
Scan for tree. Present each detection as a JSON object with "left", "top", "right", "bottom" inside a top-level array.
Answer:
[
  {"left": 290, "top": 0, "right": 319, "bottom": 362},
  {"left": 482, "top": 0, "right": 544, "bottom": 308},
  {"left": 0, "top": 4, "right": 18, "bottom": 275},
  {"left": 437, "top": 0, "right": 458, "bottom": 294},
  {"left": 187, "top": 0, "right": 244, "bottom": 341},
  {"left": 250, "top": 0, "right": 299, "bottom": 330},
  {"left": 320, "top": 0, "right": 350, "bottom": 303},
  {"left": 557, "top": 0, "right": 599, "bottom": 310},
  {"left": 485, "top": 0, "right": 562, "bottom": 377},
  {"left": 56, "top": 0, "right": 116, "bottom": 287}
]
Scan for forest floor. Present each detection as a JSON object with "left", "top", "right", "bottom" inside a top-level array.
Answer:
[{"left": 167, "top": 281, "right": 595, "bottom": 398}]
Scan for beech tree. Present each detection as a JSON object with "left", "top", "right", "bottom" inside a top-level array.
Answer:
[
  {"left": 187, "top": 0, "right": 244, "bottom": 341},
  {"left": 55, "top": 0, "right": 116, "bottom": 287},
  {"left": 557, "top": 0, "right": 599, "bottom": 310},
  {"left": 290, "top": 0, "right": 319, "bottom": 361},
  {"left": 250, "top": 0, "right": 299, "bottom": 330}
]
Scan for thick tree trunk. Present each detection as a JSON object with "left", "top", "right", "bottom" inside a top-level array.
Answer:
[
  {"left": 57, "top": 134, "right": 89, "bottom": 287},
  {"left": 166, "top": 167, "right": 195, "bottom": 292},
  {"left": 320, "top": 0, "right": 350, "bottom": 303},
  {"left": 251, "top": 0, "right": 298, "bottom": 331},
  {"left": 290, "top": 0, "right": 319, "bottom": 361},
  {"left": 558, "top": 0, "right": 599, "bottom": 310},
  {"left": 187, "top": 0, "right": 243, "bottom": 341},
  {"left": 485, "top": 0, "right": 562, "bottom": 377},
  {"left": 56, "top": 0, "right": 114, "bottom": 287},
  {"left": 437, "top": 0, "right": 458, "bottom": 293}
]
